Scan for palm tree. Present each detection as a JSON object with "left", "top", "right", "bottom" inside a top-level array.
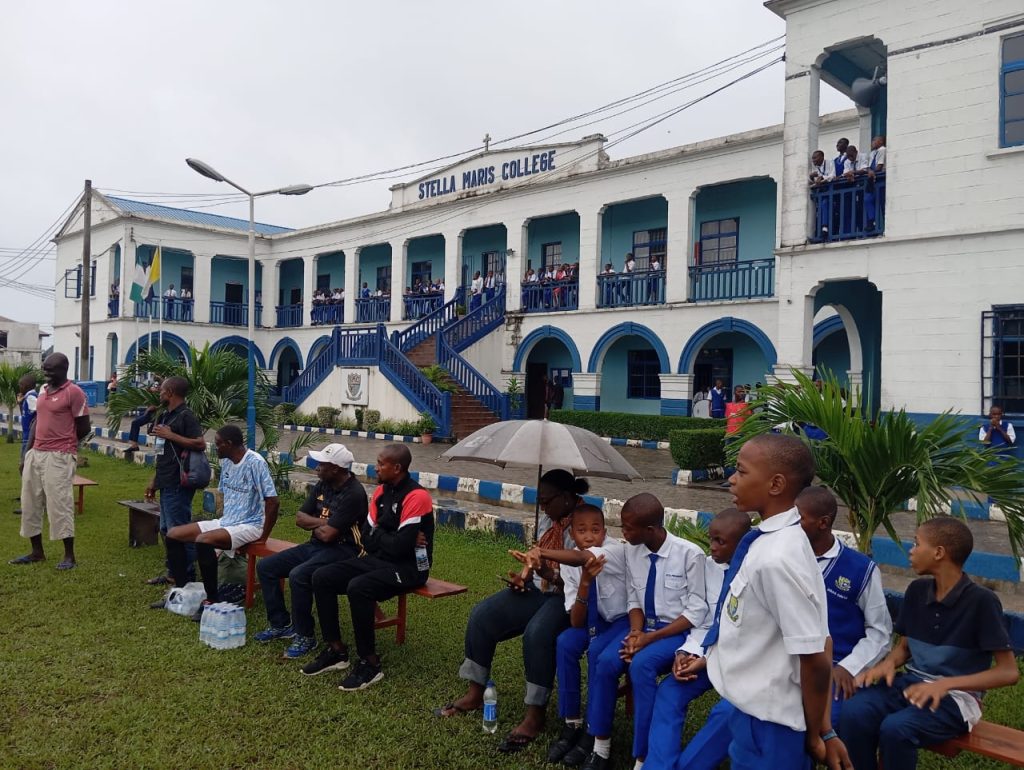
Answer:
[
  {"left": 106, "top": 342, "right": 279, "bottom": 450},
  {"left": 0, "top": 362, "right": 39, "bottom": 443},
  {"left": 730, "top": 369, "right": 1024, "bottom": 556}
]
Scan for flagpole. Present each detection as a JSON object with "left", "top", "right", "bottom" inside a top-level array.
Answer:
[{"left": 157, "top": 242, "right": 163, "bottom": 353}]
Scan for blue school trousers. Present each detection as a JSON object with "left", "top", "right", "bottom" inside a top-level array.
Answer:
[
  {"left": 556, "top": 617, "right": 630, "bottom": 719},
  {"left": 643, "top": 669, "right": 714, "bottom": 770},
  {"left": 675, "top": 698, "right": 734, "bottom": 770},
  {"left": 728, "top": 707, "right": 812, "bottom": 770},
  {"left": 839, "top": 674, "right": 967, "bottom": 770},
  {"left": 588, "top": 629, "right": 685, "bottom": 759}
]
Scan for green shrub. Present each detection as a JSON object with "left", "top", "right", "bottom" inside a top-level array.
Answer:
[
  {"left": 395, "top": 420, "right": 422, "bottom": 436},
  {"left": 669, "top": 428, "right": 726, "bottom": 469},
  {"left": 665, "top": 515, "right": 710, "bottom": 553},
  {"left": 291, "top": 411, "right": 319, "bottom": 427},
  {"left": 317, "top": 406, "right": 341, "bottom": 428},
  {"left": 355, "top": 407, "right": 364, "bottom": 430},
  {"left": 550, "top": 410, "right": 725, "bottom": 441},
  {"left": 335, "top": 416, "right": 358, "bottom": 431},
  {"left": 273, "top": 402, "right": 297, "bottom": 424},
  {"left": 364, "top": 409, "right": 382, "bottom": 432}
]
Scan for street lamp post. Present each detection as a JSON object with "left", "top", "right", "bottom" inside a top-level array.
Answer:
[{"left": 186, "top": 158, "right": 312, "bottom": 449}]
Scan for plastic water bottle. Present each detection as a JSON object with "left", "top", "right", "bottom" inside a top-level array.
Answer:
[
  {"left": 199, "top": 605, "right": 212, "bottom": 646},
  {"left": 230, "top": 606, "right": 246, "bottom": 648},
  {"left": 215, "top": 606, "right": 229, "bottom": 649},
  {"left": 482, "top": 680, "right": 498, "bottom": 734},
  {"left": 415, "top": 543, "right": 430, "bottom": 572}
]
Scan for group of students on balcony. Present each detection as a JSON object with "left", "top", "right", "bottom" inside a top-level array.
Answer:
[
  {"left": 404, "top": 278, "right": 445, "bottom": 320},
  {"left": 599, "top": 253, "right": 665, "bottom": 307},
  {"left": 160, "top": 285, "right": 194, "bottom": 321},
  {"left": 521, "top": 263, "right": 578, "bottom": 311},
  {"left": 311, "top": 288, "right": 344, "bottom": 326},
  {"left": 469, "top": 270, "right": 503, "bottom": 311},
  {"left": 809, "top": 136, "right": 888, "bottom": 240}
]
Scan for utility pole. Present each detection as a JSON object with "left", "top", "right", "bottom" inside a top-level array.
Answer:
[{"left": 79, "top": 179, "right": 92, "bottom": 382}]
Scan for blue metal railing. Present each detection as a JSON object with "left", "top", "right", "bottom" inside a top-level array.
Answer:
[
  {"left": 438, "top": 288, "right": 508, "bottom": 419},
  {"left": 356, "top": 297, "right": 390, "bottom": 323},
  {"left": 311, "top": 303, "right": 344, "bottom": 326},
  {"left": 281, "top": 327, "right": 380, "bottom": 404},
  {"left": 276, "top": 303, "right": 303, "bottom": 327},
  {"left": 520, "top": 280, "right": 579, "bottom": 313},
  {"left": 378, "top": 325, "right": 452, "bottom": 436},
  {"left": 209, "top": 301, "right": 262, "bottom": 327},
  {"left": 810, "top": 172, "right": 886, "bottom": 242},
  {"left": 689, "top": 258, "right": 775, "bottom": 302},
  {"left": 596, "top": 271, "right": 665, "bottom": 308},
  {"left": 393, "top": 287, "right": 464, "bottom": 353},
  {"left": 134, "top": 298, "right": 194, "bottom": 321},
  {"left": 404, "top": 293, "right": 444, "bottom": 321}
]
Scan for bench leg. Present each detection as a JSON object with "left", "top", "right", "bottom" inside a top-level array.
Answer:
[
  {"left": 244, "top": 553, "right": 257, "bottom": 610},
  {"left": 396, "top": 593, "right": 408, "bottom": 645},
  {"left": 76, "top": 486, "right": 85, "bottom": 516}
]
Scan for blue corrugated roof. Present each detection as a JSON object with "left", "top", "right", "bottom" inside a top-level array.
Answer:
[{"left": 106, "top": 196, "right": 293, "bottom": 235}]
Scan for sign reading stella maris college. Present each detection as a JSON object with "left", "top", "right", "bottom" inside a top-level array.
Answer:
[{"left": 418, "top": 150, "right": 557, "bottom": 200}]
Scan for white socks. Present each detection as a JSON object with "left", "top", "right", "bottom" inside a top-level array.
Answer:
[
  {"left": 634, "top": 760, "right": 645, "bottom": 770},
  {"left": 593, "top": 738, "right": 612, "bottom": 759},
  {"left": 566, "top": 718, "right": 583, "bottom": 728}
]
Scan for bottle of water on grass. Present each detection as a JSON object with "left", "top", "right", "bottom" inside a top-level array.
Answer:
[{"left": 483, "top": 680, "right": 498, "bottom": 734}]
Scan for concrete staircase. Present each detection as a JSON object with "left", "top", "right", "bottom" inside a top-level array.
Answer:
[{"left": 406, "top": 333, "right": 500, "bottom": 440}]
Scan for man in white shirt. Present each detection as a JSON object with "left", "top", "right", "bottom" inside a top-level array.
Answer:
[
  {"left": 809, "top": 150, "right": 833, "bottom": 184},
  {"left": 833, "top": 137, "right": 850, "bottom": 178},
  {"left": 623, "top": 254, "right": 636, "bottom": 273},
  {"left": 581, "top": 493, "right": 707, "bottom": 770},
  {"left": 867, "top": 136, "right": 887, "bottom": 174},
  {"left": 644, "top": 509, "right": 752, "bottom": 770}
]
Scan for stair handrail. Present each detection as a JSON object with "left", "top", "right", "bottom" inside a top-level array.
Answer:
[
  {"left": 376, "top": 325, "right": 452, "bottom": 436},
  {"left": 393, "top": 286, "right": 465, "bottom": 352},
  {"left": 437, "top": 288, "right": 508, "bottom": 419},
  {"left": 281, "top": 327, "right": 380, "bottom": 405}
]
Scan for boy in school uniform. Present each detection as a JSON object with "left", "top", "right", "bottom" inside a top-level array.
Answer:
[
  {"left": 581, "top": 493, "right": 707, "bottom": 770},
  {"left": 643, "top": 508, "right": 752, "bottom": 770},
  {"left": 795, "top": 486, "right": 892, "bottom": 731},
  {"left": 841, "top": 517, "right": 1019, "bottom": 770},
  {"left": 702, "top": 434, "right": 850, "bottom": 770},
  {"left": 511, "top": 505, "right": 630, "bottom": 766},
  {"left": 979, "top": 404, "right": 1016, "bottom": 457},
  {"left": 709, "top": 379, "right": 726, "bottom": 419}
]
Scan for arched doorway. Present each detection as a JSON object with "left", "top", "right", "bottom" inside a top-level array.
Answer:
[
  {"left": 588, "top": 323, "right": 670, "bottom": 416},
  {"left": 514, "top": 326, "right": 582, "bottom": 419},
  {"left": 813, "top": 279, "right": 880, "bottom": 412},
  {"left": 679, "top": 318, "right": 777, "bottom": 407}
]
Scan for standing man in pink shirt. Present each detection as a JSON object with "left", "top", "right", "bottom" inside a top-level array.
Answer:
[{"left": 10, "top": 353, "right": 91, "bottom": 570}]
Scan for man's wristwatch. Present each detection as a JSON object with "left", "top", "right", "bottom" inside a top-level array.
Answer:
[{"left": 821, "top": 729, "right": 838, "bottom": 742}]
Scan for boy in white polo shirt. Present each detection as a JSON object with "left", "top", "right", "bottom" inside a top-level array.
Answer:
[{"left": 704, "top": 434, "right": 851, "bottom": 770}]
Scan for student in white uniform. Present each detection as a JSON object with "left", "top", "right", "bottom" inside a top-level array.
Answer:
[{"left": 702, "top": 434, "right": 851, "bottom": 770}]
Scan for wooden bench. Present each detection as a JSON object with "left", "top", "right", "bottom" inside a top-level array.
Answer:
[
  {"left": 117, "top": 499, "right": 161, "bottom": 547},
  {"left": 73, "top": 475, "right": 98, "bottom": 515},
  {"left": 238, "top": 539, "right": 468, "bottom": 645},
  {"left": 928, "top": 720, "right": 1024, "bottom": 767},
  {"left": 373, "top": 577, "right": 468, "bottom": 645}
]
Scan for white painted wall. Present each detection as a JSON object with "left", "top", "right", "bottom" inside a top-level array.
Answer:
[{"left": 300, "top": 366, "right": 420, "bottom": 422}]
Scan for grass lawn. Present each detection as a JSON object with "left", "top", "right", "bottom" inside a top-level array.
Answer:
[{"left": 0, "top": 443, "right": 1021, "bottom": 769}]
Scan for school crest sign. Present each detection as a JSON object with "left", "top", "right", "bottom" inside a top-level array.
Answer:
[{"left": 340, "top": 368, "right": 369, "bottom": 405}]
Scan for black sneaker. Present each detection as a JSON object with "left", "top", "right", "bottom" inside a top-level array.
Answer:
[
  {"left": 547, "top": 723, "right": 584, "bottom": 763},
  {"left": 338, "top": 659, "right": 384, "bottom": 691},
  {"left": 562, "top": 733, "right": 595, "bottom": 768},
  {"left": 302, "top": 646, "right": 350, "bottom": 676},
  {"left": 580, "top": 752, "right": 611, "bottom": 770}
]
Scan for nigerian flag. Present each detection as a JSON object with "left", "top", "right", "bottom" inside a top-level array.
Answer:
[{"left": 128, "top": 262, "right": 147, "bottom": 303}]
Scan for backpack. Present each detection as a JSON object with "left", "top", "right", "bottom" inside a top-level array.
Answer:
[{"left": 176, "top": 446, "right": 213, "bottom": 490}]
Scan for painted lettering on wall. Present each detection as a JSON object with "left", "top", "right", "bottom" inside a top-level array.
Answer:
[{"left": 417, "top": 150, "right": 557, "bottom": 200}]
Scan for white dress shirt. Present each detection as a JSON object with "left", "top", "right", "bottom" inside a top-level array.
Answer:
[
  {"left": 471, "top": 277, "right": 483, "bottom": 295},
  {"left": 843, "top": 156, "right": 868, "bottom": 175},
  {"left": 679, "top": 556, "right": 727, "bottom": 655},
  {"left": 706, "top": 507, "right": 829, "bottom": 732},
  {"left": 979, "top": 422, "right": 1016, "bottom": 444},
  {"left": 868, "top": 145, "right": 887, "bottom": 169},
  {"left": 625, "top": 531, "right": 707, "bottom": 628},
  {"left": 816, "top": 539, "right": 892, "bottom": 676},
  {"left": 562, "top": 540, "right": 629, "bottom": 623},
  {"left": 810, "top": 161, "right": 833, "bottom": 181}
]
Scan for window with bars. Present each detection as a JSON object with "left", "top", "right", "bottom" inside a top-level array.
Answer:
[
  {"left": 1001, "top": 33, "right": 1024, "bottom": 147},
  {"left": 64, "top": 263, "right": 97, "bottom": 298},
  {"left": 698, "top": 219, "right": 739, "bottom": 265},
  {"left": 983, "top": 305, "right": 1024, "bottom": 416},
  {"left": 411, "top": 260, "right": 432, "bottom": 288},
  {"left": 376, "top": 266, "right": 392, "bottom": 292},
  {"left": 542, "top": 242, "right": 562, "bottom": 270},
  {"left": 627, "top": 349, "right": 661, "bottom": 400},
  {"left": 632, "top": 228, "right": 667, "bottom": 270}
]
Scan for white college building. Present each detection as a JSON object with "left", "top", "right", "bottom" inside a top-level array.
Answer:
[{"left": 51, "top": 0, "right": 1024, "bottom": 437}]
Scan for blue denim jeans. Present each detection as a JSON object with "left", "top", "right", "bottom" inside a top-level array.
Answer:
[{"left": 159, "top": 485, "right": 196, "bottom": 576}]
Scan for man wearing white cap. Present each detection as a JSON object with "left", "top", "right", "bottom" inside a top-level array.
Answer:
[{"left": 253, "top": 442, "right": 369, "bottom": 661}]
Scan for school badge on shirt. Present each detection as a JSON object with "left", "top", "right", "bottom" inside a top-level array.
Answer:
[
  {"left": 726, "top": 592, "right": 740, "bottom": 623},
  {"left": 834, "top": 576, "right": 851, "bottom": 593}
]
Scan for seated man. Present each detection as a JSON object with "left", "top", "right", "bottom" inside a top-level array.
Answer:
[
  {"left": 253, "top": 443, "right": 368, "bottom": 659},
  {"left": 163, "top": 425, "right": 279, "bottom": 620},
  {"left": 307, "top": 444, "right": 434, "bottom": 690},
  {"left": 842, "top": 517, "right": 1019, "bottom": 769}
]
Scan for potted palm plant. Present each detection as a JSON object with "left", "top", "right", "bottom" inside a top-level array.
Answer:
[{"left": 418, "top": 411, "right": 437, "bottom": 444}]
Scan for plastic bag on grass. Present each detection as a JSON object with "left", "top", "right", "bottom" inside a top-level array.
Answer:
[{"left": 165, "top": 582, "right": 207, "bottom": 616}]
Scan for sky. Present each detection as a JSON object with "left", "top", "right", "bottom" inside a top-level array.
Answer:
[{"left": 0, "top": 0, "right": 850, "bottom": 332}]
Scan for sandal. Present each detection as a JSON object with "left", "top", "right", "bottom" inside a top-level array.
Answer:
[
  {"left": 8, "top": 554, "right": 44, "bottom": 565},
  {"left": 56, "top": 560, "right": 77, "bottom": 571},
  {"left": 497, "top": 732, "right": 536, "bottom": 754},
  {"left": 145, "top": 575, "right": 172, "bottom": 586},
  {"left": 433, "top": 701, "right": 480, "bottom": 718}
]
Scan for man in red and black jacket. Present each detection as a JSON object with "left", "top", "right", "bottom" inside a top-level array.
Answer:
[{"left": 307, "top": 443, "right": 435, "bottom": 690}]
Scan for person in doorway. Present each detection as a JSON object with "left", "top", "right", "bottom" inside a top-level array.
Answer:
[
  {"left": 710, "top": 379, "right": 727, "bottom": 419},
  {"left": 470, "top": 270, "right": 484, "bottom": 311},
  {"left": 307, "top": 444, "right": 434, "bottom": 690},
  {"left": 108, "top": 281, "right": 120, "bottom": 316},
  {"left": 143, "top": 376, "right": 206, "bottom": 595},
  {"left": 162, "top": 425, "right": 279, "bottom": 621},
  {"left": 542, "top": 375, "right": 556, "bottom": 419},
  {"left": 10, "top": 353, "right": 90, "bottom": 569},
  {"left": 253, "top": 443, "right": 369, "bottom": 657}
]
